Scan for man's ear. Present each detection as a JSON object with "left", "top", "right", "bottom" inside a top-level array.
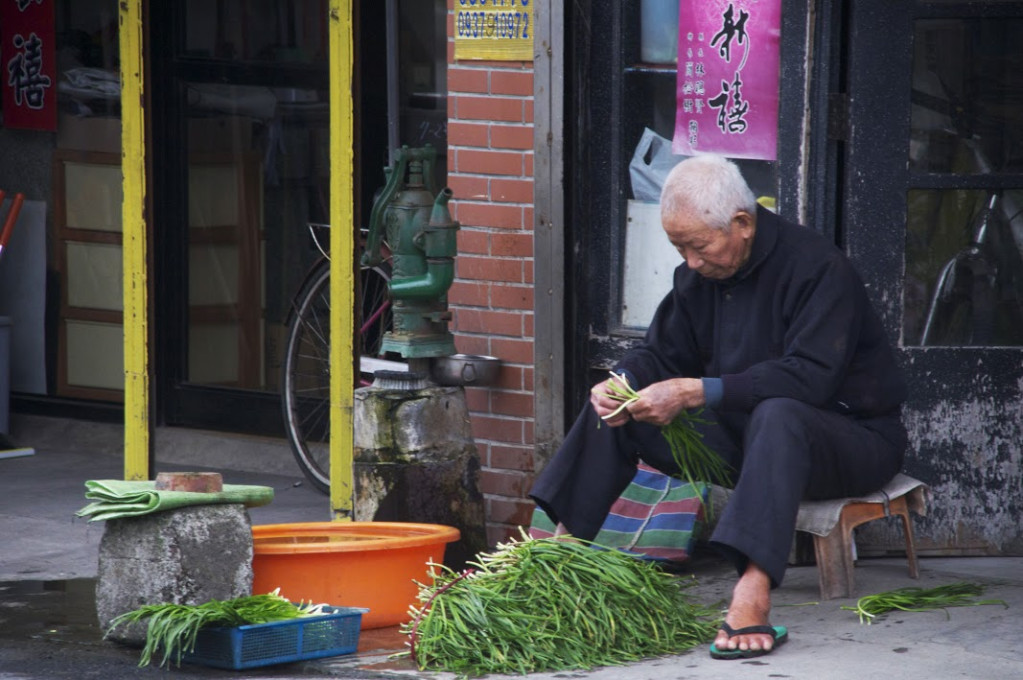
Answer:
[{"left": 732, "top": 210, "right": 756, "bottom": 239}]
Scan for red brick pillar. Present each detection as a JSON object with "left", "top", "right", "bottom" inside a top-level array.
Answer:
[{"left": 446, "top": 13, "right": 537, "bottom": 547}]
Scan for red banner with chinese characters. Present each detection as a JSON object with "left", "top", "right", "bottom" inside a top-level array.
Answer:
[
  {"left": 1, "top": 0, "right": 57, "bottom": 131},
  {"left": 673, "top": 0, "right": 781, "bottom": 160}
]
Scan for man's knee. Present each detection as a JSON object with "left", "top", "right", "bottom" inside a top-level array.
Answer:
[
  {"left": 748, "top": 397, "right": 817, "bottom": 434},
  {"left": 742, "top": 398, "right": 830, "bottom": 473}
]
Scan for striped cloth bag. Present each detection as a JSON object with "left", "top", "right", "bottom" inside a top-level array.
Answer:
[{"left": 529, "top": 463, "right": 708, "bottom": 563}]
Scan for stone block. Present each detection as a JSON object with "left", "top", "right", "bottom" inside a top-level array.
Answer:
[
  {"left": 95, "top": 504, "right": 253, "bottom": 645},
  {"left": 353, "top": 384, "right": 487, "bottom": 569},
  {"left": 354, "top": 385, "right": 473, "bottom": 462}
]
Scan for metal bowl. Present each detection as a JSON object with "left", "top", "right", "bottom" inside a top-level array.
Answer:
[{"left": 431, "top": 354, "right": 502, "bottom": 386}]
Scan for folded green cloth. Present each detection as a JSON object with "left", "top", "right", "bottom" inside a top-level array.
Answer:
[{"left": 76, "top": 479, "right": 274, "bottom": 522}]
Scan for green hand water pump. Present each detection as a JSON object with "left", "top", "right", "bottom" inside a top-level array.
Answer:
[{"left": 362, "top": 145, "right": 458, "bottom": 360}]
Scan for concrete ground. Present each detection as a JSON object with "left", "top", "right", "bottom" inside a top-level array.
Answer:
[{"left": 1, "top": 413, "right": 1021, "bottom": 679}]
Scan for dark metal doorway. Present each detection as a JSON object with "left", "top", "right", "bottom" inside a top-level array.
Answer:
[{"left": 842, "top": 0, "right": 1023, "bottom": 554}]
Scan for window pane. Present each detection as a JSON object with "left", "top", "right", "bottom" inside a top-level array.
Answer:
[
  {"left": 398, "top": 0, "right": 448, "bottom": 182},
  {"left": 184, "top": 0, "right": 326, "bottom": 63},
  {"left": 906, "top": 17, "right": 1023, "bottom": 346},
  {"left": 619, "top": 75, "right": 777, "bottom": 330},
  {"left": 910, "top": 18, "right": 1023, "bottom": 173},
  {"left": 185, "top": 83, "right": 329, "bottom": 389},
  {"left": 905, "top": 189, "right": 1023, "bottom": 346}
]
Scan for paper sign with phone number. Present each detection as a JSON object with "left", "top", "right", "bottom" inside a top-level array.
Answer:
[{"left": 454, "top": 0, "right": 533, "bottom": 61}]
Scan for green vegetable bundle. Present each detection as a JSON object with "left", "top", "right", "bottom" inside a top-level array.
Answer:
[
  {"left": 403, "top": 533, "right": 720, "bottom": 676},
  {"left": 842, "top": 582, "right": 1008, "bottom": 624},
  {"left": 107, "top": 590, "right": 327, "bottom": 667},
  {"left": 604, "top": 371, "right": 732, "bottom": 492}
]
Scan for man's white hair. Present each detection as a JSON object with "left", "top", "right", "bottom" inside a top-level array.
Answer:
[{"left": 660, "top": 154, "right": 757, "bottom": 231}]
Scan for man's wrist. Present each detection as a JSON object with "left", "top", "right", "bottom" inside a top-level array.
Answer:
[{"left": 701, "top": 377, "right": 723, "bottom": 408}]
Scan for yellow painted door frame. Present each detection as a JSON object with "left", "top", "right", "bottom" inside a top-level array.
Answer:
[
  {"left": 331, "top": 1, "right": 360, "bottom": 519},
  {"left": 328, "top": 1, "right": 357, "bottom": 520},
  {"left": 120, "top": 0, "right": 150, "bottom": 480},
  {"left": 118, "top": 2, "right": 357, "bottom": 511}
]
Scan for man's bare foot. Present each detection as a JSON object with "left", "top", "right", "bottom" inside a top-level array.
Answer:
[
  {"left": 551, "top": 523, "right": 583, "bottom": 544},
  {"left": 713, "top": 563, "right": 776, "bottom": 653}
]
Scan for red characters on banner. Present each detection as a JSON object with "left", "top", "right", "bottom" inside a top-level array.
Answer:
[{"left": 2, "top": 0, "right": 57, "bottom": 131}]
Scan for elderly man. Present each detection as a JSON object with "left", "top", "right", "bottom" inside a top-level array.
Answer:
[{"left": 530, "top": 154, "right": 907, "bottom": 659}]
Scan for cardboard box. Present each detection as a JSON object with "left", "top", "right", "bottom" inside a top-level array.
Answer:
[{"left": 622, "top": 200, "right": 678, "bottom": 327}]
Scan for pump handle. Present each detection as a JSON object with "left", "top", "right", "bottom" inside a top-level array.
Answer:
[{"left": 362, "top": 150, "right": 408, "bottom": 267}]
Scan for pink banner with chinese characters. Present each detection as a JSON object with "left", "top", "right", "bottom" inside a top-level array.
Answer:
[
  {"left": 1, "top": 0, "right": 57, "bottom": 131},
  {"left": 673, "top": 0, "right": 781, "bottom": 160}
]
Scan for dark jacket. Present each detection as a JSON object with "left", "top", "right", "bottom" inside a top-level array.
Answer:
[{"left": 616, "top": 205, "right": 907, "bottom": 417}]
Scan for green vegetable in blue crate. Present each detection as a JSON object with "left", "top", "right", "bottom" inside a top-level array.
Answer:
[
  {"left": 401, "top": 533, "right": 721, "bottom": 676},
  {"left": 107, "top": 589, "right": 328, "bottom": 668}
]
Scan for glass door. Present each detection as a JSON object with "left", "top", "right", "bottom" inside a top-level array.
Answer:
[
  {"left": 152, "top": 1, "right": 338, "bottom": 433},
  {"left": 152, "top": 1, "right": 448, "bottom": 436}
]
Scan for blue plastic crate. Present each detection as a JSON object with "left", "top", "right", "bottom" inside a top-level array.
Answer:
[{"left": 183, "top": 605, "right": 365, "bottom": 670}]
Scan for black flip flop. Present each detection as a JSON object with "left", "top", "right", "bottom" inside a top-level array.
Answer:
[{"left": 709, "top": 622, "right": 789, "bottom": 660}]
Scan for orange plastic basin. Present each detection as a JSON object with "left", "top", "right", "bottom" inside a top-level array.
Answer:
[{"left": 251, "top": 521, "right": 460, "bottom": 630}]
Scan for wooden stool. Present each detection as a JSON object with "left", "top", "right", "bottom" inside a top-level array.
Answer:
[{"left": 795, "top": 474, "right": 928, "bottom": 600}]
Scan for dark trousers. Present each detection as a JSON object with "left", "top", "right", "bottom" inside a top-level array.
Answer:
[{"left": 529, "top": 397, "right": 907, "bottom": 587}]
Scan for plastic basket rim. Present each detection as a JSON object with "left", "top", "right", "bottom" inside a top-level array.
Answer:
[{"left": 197, "top": 604, "right": 368, "bottom": 632}]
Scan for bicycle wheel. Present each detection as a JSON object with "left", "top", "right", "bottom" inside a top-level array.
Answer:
[{"left": 281, "top": 259, "right": 393, "bottom": 492}]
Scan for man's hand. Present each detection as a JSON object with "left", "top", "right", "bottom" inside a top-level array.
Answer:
[
  {"left": 627, "top": 378, "right": 706, "bottom": 426},
  {"left": 591, "top": 376, "right": 706, "bottom": 427},
  {"left": 590, "top": 377, "right": 633, "bottom": 427}
]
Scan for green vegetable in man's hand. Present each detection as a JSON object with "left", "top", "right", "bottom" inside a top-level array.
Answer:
[{"left": 602, "top": 371, "right": 732, "bottom": 492}]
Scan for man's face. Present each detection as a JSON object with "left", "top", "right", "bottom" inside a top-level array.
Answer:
[{"left": 662, "top": 211, "right": 755, "bottom": 280}]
